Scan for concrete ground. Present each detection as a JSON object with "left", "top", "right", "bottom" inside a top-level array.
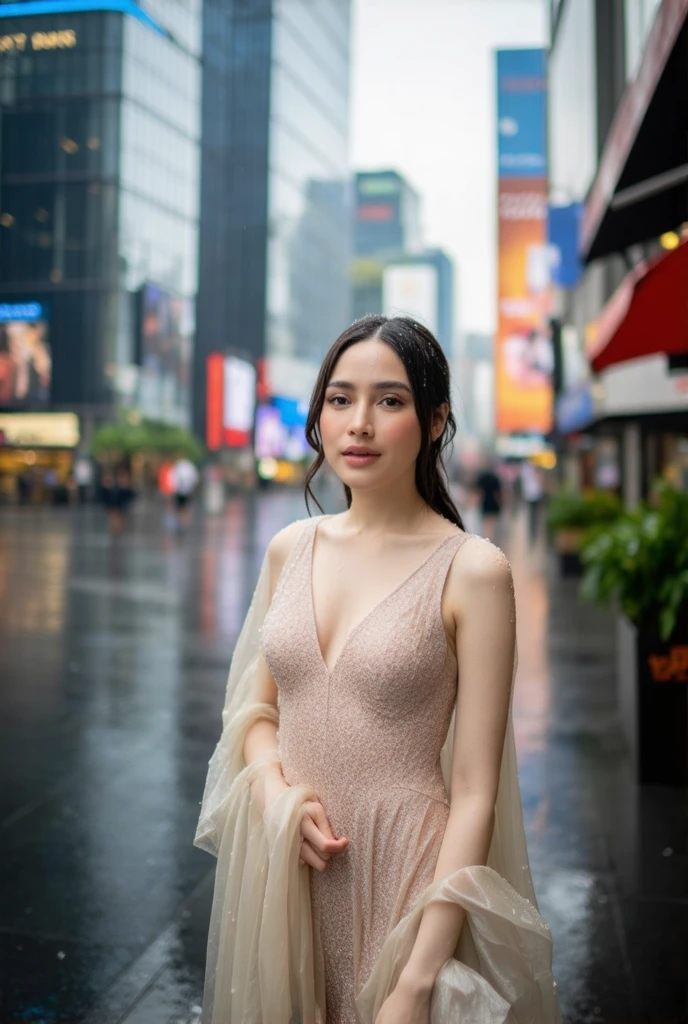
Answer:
[{"left": 0, "top": 491, "right": 685, "bottom": 1024}]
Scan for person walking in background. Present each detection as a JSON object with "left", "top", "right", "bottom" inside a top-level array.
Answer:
[
  {"left": 74, "top": 455, "right": 93, "bottom": 504},
  {"left": 171, "top": 454, "right": 199, "bottom": 532},
  {"left": 474, "top": 459, "right": 502, "bottom": 541},
  {"left": 520, "top": 458, "right": 545, "bottom": 544},
  {"left": 100, "top": 463, "right": 135, "bottom": 536}
]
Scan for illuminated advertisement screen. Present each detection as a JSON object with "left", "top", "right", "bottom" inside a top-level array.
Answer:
[
  {"left": 223, "top": 356, "right": 256, "bottom": 447},
  {"left": 255, "top": 398, "right": 309, "bottom": 461},
  {"left": 0, "top": 301, "right": 51, "bottom": 407},
  {"left": 137, "top": 283, "right": 192, "bottom": 424},
  {"left": 206, "top": 353, "right": 257, "bottom": 449},
  {"left": 495, "top": 49, "right": 553, "bottom": 436}
]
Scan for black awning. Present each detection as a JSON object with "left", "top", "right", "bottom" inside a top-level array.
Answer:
[{"left": 582, "top": 0, "right": 688, "bottom": 262}]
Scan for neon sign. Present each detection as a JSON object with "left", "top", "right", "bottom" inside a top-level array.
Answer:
[
  {"left": 0, "top": 302, "right": 43, "bottom": 322},
  {"left": 0, "top": 29, "right": 77, "bottom": 51}
]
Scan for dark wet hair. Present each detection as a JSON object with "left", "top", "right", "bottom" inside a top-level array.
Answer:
[{"left": 304, "top": 315, "right": 464, "bottom": 529}]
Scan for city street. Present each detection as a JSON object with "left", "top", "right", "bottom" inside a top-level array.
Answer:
[{"left": 0, "top": 494, "right": 686, "bottom": 1024}]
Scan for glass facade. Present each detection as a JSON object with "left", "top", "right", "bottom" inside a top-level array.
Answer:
[
  {"left": 195, "top": 0, "right": 352, "bottom": 436},
  {"left": 0, "top": 4, "right": 201, "bottom": 424},
  {"left": 548, "top": 0, "right": 597, "bottom": 203},
  {"left": 267, "top": 0, "right": 352, "bottom": 361}
]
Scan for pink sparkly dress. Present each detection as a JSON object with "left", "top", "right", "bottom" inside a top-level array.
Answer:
[
  {"left": 195, "top": 515, "right": 560, "bottom": 1024},
  {"left": 262, "top": 517, "right": 468, "bottom": 1023}
]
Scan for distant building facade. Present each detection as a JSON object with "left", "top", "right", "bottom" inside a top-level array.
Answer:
[
  {"left": 351, "top": 169, "right": 424, "bottom": 324},
  {"left": 354, "top": 170, "right": 422, "bottom": 257},
  {"left": 549, "top": 0, "right": 688, "bottom": 499},
  {"left": 0, "top": 0, "right": 202, "bottom": 440},
  {"left": 195, "top": 0, "right": 352, "bottom": 437},
  {"left": 382, "top": 249, "right": 455, "bottom": 359}
]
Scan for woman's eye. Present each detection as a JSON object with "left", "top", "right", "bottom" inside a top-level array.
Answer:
[
  {"left": 381, "top": 396, "right": 403, "bottom": 407},
  {"left": 328, "top": 395, "right": 349, "bottom": 406}
]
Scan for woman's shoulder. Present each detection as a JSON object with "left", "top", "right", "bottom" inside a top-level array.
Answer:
[
  {"left": 265, "top": 514, "right": 320, "bottom": 577},
  {"left": 448, "top": 532, "right": 513, "bottom": 592}
]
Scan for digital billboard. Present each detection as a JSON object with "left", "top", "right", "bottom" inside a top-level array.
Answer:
[
  {"left": 255, "top": 397, "right": 309, "bottom": 461},
  {"left": 495, "top": 49, "right": 553, "bottom": 436},
  {"left": 0, "top": 301, "right": 51, "bottom": 406},
  {"left": 206, "top": 353, "right": 256, "bottom": 450},
  {"left": 136, "top": 283, "right": 192, "bottom": 425}
]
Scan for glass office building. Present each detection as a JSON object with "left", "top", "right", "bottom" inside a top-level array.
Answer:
[
  {"left": 0, "top": 1, "right": 201, "bottom": 432},
  {"left": 195, "top": 0, "right": 352, "bottom": 437}
]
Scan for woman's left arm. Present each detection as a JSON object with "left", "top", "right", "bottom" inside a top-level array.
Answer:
[{"left": 398, "top": 537, "right": 516, "bottom": 997}]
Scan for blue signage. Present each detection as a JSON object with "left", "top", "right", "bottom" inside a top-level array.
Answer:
[
  {"left": 273, "top": 395, "right": 308, "bottom": 428},
  {"left": 556, "top": 386, "right": 595, "bottom": 434},
  {"left": 548, "top": 203, "right": 583, "bottom": 289},
  {"left": 0, "top": 301, "right": 43, "bottom": 322},
  {"left": 0, "top": 1, "right": 165, "bottom": 36},
  {"left": 496, "top": 49, "right": 547, "bottom": 179}
]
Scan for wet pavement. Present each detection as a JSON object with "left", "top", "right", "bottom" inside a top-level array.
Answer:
[{"left": 0, "top": 492, "right": 686, "bottom": 1024}]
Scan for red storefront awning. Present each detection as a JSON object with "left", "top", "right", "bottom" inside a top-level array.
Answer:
[{"left": 588, "top": 240, "right": 688, "bottom": 373}]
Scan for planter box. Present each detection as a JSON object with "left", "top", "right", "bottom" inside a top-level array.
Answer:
[
  {"left": 553, "top": 528, "right": 584, "bottom": 578},
  {"left": 617, "top": 612, "right": 688, "bottom": 786}
]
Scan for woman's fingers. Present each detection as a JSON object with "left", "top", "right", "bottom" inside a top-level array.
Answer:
[
  {"left": 300, "top": 803, "right": 349, "bottom": 872},
  {"left": 308, "top": 802, "right": 349, "bottom": 847},
  {"left": 299, "top": 839, "right": 329, "bottom": 872}
]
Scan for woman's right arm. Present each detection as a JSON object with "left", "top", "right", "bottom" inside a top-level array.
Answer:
[{"left": 241, "top": 520, "right": 303, "bottom": 814}]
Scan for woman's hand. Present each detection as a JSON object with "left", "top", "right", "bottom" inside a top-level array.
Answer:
[
  {"left": 299, "top": 799, "right": 349, "bottom": 872},
  {"left": 373, "top": 973, "right": 433, "bottom": 1024}
]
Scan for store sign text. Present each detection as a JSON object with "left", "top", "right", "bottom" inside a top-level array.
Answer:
[
  {"left": 648, "top": 646, "right": 688, "bottom": 683},
  {"left": 0, "top": 29, "right": 77, "bottom": 53}
]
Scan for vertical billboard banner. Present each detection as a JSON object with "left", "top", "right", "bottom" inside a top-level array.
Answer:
[{"left": 496, "top": 49, "right": 552, "bottom": 435}]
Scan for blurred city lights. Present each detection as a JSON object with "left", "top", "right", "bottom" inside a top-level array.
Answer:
[{"left": 660, "top": 231, "right": 680, "bottom": 250}]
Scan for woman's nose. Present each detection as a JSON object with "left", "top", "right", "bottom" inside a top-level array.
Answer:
[{"left": 348, "top": 405, "right": 373, "bottom": 436}]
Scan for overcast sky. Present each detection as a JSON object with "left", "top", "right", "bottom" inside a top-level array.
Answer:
[{"left": 350, "top": 0, "right": 547, "bottom": 340}]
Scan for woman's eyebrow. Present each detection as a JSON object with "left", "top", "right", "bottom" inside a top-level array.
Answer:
[{"left": 326, "top": 379, "right": 412, "bottom": 394}]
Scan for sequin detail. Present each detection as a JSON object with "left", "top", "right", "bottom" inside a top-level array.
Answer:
[{"left": 261, "top": 518, "right": 473, "bottom": 1024}]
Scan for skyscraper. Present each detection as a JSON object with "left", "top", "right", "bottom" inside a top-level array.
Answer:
[
  {"left": 195, "top": 0, "right": 352, "bottom": 439},
  {"left": 0, "top": 1, "right": 202, "bottom": 439}
]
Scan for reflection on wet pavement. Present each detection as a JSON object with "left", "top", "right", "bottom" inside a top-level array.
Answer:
[{"left": 0, "top": 495, "right": 685, "bottom": 1024}]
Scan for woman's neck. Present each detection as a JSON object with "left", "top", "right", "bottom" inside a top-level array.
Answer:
[{"left": 342, "top": 480, "right": 433, "bottom": 537}]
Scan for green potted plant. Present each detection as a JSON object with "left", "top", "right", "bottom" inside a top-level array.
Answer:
[
  {"left": 579, "top": 481, "right": 688, "bottom": 785},
  {"left": 546, "top": 489, "right": 622, "bottom": 576}
]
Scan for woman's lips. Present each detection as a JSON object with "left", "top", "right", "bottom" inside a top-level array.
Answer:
[{"left": 342, "top": 452, "right": 381, "bottom": 467}]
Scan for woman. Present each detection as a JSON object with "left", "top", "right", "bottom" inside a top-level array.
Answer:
[{"left": 195, "top": 316, "right": 559, "bottom": 1024}]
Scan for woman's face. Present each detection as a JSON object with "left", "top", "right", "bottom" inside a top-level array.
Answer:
[{"left": 319, "top": 338, "right": 443, "bottom": 493}]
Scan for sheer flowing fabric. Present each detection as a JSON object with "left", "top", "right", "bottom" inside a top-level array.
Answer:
[{"left": 194, "top": 517, "right": 560, "bottom": 1023}]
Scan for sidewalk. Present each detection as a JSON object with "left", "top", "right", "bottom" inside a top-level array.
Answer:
[{"left": 0, "top": 499, "right": 685, "bottom": 1024}]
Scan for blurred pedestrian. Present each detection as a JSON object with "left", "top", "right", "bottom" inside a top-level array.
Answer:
[
  {"left": 100, "top": 464, "right": 135, "bottom": 535},
  {"left": 474, "top": 460, "right": 502, "bottom": 541},
  {"left": 171, "top": 454, "right": 199, "bottom": 531},
  {"left": 520, "top": 459, "right": 544, "bottom": 544},
  {"left": 74, "top": 455, "right": 93, "bottom": 504}
]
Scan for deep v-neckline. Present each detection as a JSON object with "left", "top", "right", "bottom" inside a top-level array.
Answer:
[{"left": 308, "top": 516, "right": 462, "bottom": 677}]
